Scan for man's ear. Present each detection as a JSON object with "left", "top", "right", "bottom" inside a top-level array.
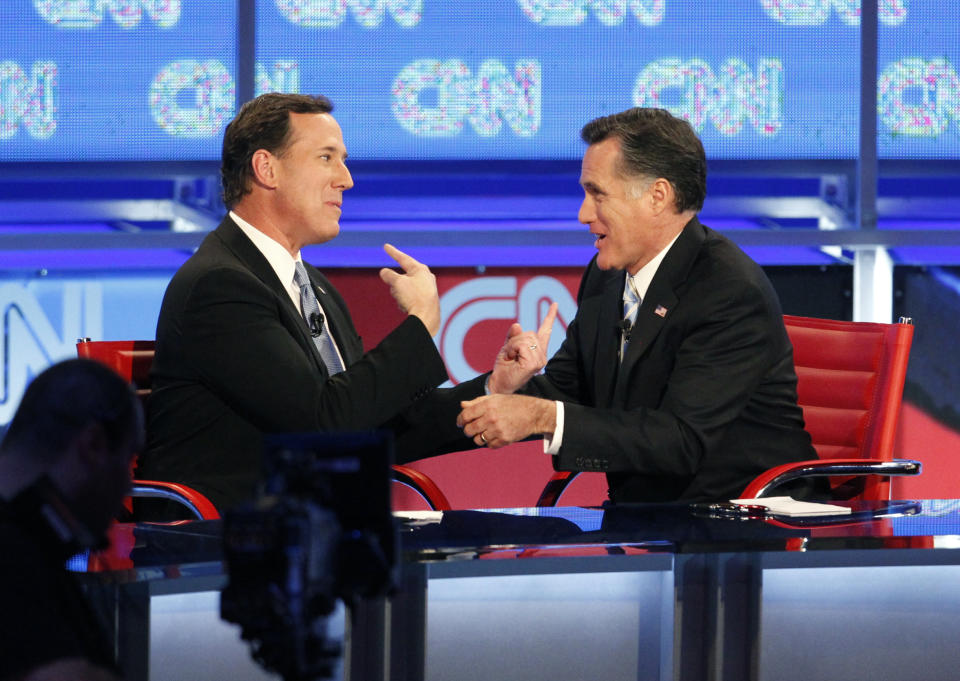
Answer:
[
  {"left": 74, "top": 422, "right": 109, "bottom": 467},
  {"left": 648, "top": 177, "right": 674, "bottom": 216},
  {"left": 250, "top": 148, "right": 278, "bottom": 189}
]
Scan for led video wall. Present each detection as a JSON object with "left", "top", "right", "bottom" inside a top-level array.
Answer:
[
  {"left": 1, "top": 0, "right": 957, "bottom": 161},
  {"left": 0, "top": 0, "right": 235, "bottom": 161}
]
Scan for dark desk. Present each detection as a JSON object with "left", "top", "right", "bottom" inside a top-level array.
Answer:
[{"left": 82, "top": 501, "right": 960, "bottom": 681}]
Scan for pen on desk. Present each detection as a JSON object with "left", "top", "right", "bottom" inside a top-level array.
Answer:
[{"left": 690, "top": 502, "right": 768, "bottom": 517}]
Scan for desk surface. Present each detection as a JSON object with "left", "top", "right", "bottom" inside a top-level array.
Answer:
[
  {"left": 86, "top": 499, "right": 960, "bottom": 580},
  {"left": 82, "top": 500, "right": 960, "bottom": 681}
]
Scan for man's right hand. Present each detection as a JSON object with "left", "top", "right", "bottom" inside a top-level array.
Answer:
[{"left": 379, "top": 243, "right": 441, "bottom": 336}]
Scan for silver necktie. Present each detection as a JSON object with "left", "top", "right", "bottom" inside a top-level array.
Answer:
[
  {"left": 620, "top": 276, "right": 641, "bottom": 362},
  {"left": 294, "top": 261, "right": 344, "bottom": 375}
]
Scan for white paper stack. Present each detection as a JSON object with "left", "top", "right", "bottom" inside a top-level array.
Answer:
[
  {"left": 393, "top": 510, "right": 444, "bottom": 523},
  {"left": 730, "top": 496, "right": 852, "bottom": 517}
]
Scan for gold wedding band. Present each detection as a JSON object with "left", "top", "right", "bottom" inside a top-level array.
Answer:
[
  {"left": 480, "top": 432, "right": 488, "bottom": 444},
  {"left": 529, "top": 344, "right": 538, "bottom": 350}
]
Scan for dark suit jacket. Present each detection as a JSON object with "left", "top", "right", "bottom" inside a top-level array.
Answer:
[
  {"left": 140, "top": 216, "right": 467, "bottom": 509},
  {"left": 523, "top": 217, "right": 816, "bottom": 503}
]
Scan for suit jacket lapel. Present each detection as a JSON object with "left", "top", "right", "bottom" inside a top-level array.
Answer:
[
  {"left": 592, "top": 271, "right": 624, "bottom": 407},
  {"left": 616, "top": 217, "right": 706, "bottom": 397},
  {"left": 213, "top": 217, "right": 327, "bottom": 372}
]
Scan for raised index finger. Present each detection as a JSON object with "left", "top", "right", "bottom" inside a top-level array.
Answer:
[
  {"left": 383, "top": 243, "right": 419, "bottom": 272},
  {"left": 537, "top": 302, "right": 559, "bottom": 346}
]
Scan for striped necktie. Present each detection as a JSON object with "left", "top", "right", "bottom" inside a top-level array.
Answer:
[
  {"left": 620, "top": 276, "right": 641, "bottom": 362},
  {"left": 294, "top": 261, "right": 344, "bottom": 375}
]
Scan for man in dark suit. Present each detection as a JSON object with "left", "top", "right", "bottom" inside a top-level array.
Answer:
[
  {"left": 458, "top": 108, "right": 816, "bottom": 503},
  {"left": 140, "top": 94, "right": 487, "bottom": 510}
]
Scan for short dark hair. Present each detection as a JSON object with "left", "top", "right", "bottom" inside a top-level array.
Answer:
[
  {"left": 580, "top": 108, "right": 707, "bottom": 213},
  {"left": 221, "top": 93, "right": 334, "bottom": 208},
  {"left": 0, "top": 359, "right": 141, "bottom": 463}
]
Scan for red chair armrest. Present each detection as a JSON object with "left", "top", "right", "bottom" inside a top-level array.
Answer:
[
  {"left": 740, "top": 458, "right": 922, "bottom": 499},
  {"left": 130, "top": 480, "right": 221, "bottom": 520},
  {"left": 536, "top": 471, "right": 579, "bottom": 507},
  {"left": 391, "top": 464, "right": 451, "bottom": 511}
]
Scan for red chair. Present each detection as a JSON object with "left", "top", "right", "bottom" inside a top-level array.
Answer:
[
  {"left": 739, "top": 315, "right": 920, "bottom": 499},
  {"left": 537, "top": 315, "right": 921, "bottom": 506},
  {"left": 77, "top": 340, "right": 451, "bottom": 513},
  {"left": 77, "top": 339, "right": 220, "bottom": 520}
]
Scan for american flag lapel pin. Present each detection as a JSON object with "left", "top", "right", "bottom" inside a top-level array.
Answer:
[{"left": 654, "top": 304, "right": 668, "bottom": 318}]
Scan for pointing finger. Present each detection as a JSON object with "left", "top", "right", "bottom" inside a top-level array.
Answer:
[
  {"left": 537, "top": 302, "right": 559, "bottom": 347},
  {"left": 383, "top": 243, "right": 419, "bottom": 272}
]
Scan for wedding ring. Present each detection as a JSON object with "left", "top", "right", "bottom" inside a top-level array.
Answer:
[
  {"left": 529, "top": 344, "right": 539, "bottom": 350},
  {"left": 480, "top": 432, "right": 488, "bottom": 444}
]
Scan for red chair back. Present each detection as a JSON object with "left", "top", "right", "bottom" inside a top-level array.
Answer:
[
  {"left": 786, "top": 315, "right": 913, "bottom": 461},
  {"left": 76, "top": 339, "right": 155, "bottom": 400}
]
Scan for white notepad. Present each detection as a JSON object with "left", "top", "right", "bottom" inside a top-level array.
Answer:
[
  {"left": 730, "top": 496, "right": 852, "bottom": 517},
  {"left": 393, "top": 510, "right": 444, "bottom": 523}
]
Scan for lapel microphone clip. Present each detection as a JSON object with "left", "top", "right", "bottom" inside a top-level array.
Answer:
[{"left": 309, "top": 312, "right": 325, "bottom": 337}]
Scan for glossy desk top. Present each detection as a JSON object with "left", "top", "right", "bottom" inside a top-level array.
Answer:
[{"left": 85, "top": 499, "right": 960, "bottom": 581}]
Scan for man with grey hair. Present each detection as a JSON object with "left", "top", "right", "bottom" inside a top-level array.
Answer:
[
  {"left": 0, "top": 358, "right": 143, "bottom": 681},
  {"left": 459, "top": 107, "right": 816, "bottom": 503}
]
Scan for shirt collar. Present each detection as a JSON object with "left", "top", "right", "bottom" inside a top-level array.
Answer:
[
  {"left": 625, "top": 231, "right": 682, "bottom": 302},
  {"left": 230, "top": 210, "right": 300, "bottom": 289}
]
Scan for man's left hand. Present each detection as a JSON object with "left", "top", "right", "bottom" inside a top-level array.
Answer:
[
  {"left": 487, "top": 302, "right": 558, "bottom": 394},
  {"left": 379, "top": 243, "right": 441, "bottom": 335},
  {"left": 457, "top": 394, "right": 556, "bottom": 448}
]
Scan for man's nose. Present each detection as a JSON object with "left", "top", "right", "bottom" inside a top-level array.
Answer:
[
  {"left": 578, "top": 196, "right": 595, "bottom": 224},
  {"left": 336, "top": 163, "right": 353, "bottom": 191}
]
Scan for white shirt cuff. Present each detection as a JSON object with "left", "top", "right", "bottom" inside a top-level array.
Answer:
[{"left": 543, "top": 401, "right": 564, "bottom": 455}]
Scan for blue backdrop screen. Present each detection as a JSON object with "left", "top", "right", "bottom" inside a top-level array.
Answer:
[
  {"left": 0, "top": 0, "right": 236, "bottom": 161},
  {"left": 0, "top": 1, "right": 957, "bottom": 161}
]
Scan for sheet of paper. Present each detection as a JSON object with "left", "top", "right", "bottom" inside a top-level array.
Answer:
[
  {"left": 393, "top": 510, "right": 444, "bottom": 523},
  {"left": 730, "top": 496, "right": 852, "bottom": 516}
]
